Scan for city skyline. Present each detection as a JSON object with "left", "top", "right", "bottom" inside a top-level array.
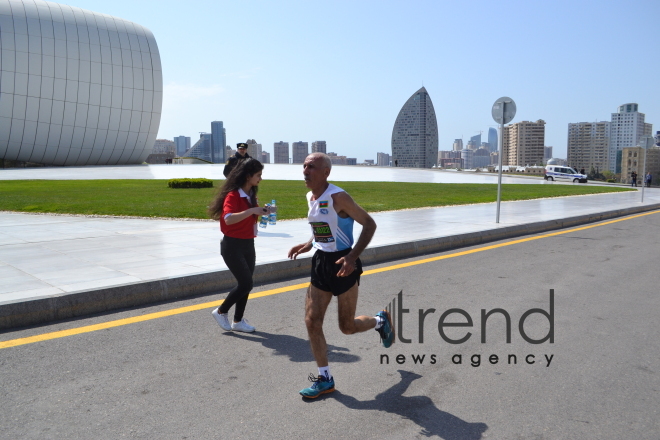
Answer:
[{"left": 65, "top": 0, "right": 660, "bottom": 163}]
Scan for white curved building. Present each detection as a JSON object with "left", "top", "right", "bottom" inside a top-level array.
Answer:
[
  {"left": 391, "top": 87, "right": 438, "bottom": 168},
  {"left": 0, "top": 0, "right": 162, "bottom": 166}
]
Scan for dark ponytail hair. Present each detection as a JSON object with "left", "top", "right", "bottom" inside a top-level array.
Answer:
[{"left": 208, "top": 158, "right": 264, "bottom": 220}]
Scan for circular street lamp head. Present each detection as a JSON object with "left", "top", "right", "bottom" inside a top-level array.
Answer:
[{"left": 492, "top": 97, "right": 517, "bottom": 125}]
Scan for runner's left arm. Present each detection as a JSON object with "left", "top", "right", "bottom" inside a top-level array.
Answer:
[{"left": 332, "top": 192, "right": 377, "bottom": 277}]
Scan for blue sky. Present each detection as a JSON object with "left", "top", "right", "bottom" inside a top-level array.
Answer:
[{"left": 70, "top": 0, "right": 659, "bottom": 162}]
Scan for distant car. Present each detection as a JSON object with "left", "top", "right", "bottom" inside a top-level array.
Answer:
[{"left": 544, "top": 165, "right": 587, "bottom": 183}]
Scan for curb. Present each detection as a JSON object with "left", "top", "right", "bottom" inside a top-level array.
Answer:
[{"left": 2, "top": 202, "right": 659, "bottom": 330}]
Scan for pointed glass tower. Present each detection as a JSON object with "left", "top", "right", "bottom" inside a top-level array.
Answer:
[{"left": 391, "top": 87, "right": 439, "bottom": 168}]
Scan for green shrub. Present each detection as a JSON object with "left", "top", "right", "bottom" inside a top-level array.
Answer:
[
  {"left": 168, "top": 178, "right": 214, "bottom": 189},
  {"left": 607, "top": 179, "right": 616, "bottom": 183}
]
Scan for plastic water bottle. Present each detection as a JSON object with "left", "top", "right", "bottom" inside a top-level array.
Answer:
[
  {"left": 268, "top": 200, "right": 277, "bottom": 225},
  {"left": 259, "top": 204, "right": 269, "bottom": 229}
]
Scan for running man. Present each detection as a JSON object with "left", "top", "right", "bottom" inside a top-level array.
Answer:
[{"left": 288, "top": 153, "right": 394, "bottom": 399}]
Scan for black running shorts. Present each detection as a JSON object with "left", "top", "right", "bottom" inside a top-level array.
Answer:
[{"left": 310, "top": 248, "right": 362, "bottom": 296}]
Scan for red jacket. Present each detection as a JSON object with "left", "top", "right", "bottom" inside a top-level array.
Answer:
[{"left": 220, "top": 189, "right": 258, "bottom": 239}]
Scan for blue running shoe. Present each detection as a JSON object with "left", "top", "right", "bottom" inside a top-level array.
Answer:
[
  {"left": 299, "top": 374, "right": 335, "bottom": 398},
  {"left": 376, "top": 310, "right": 395, "bottom": 348}
]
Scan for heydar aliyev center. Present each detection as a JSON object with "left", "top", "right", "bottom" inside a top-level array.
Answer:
[{"left": 0, "top": 0, "right": 162, "bottom": 166}]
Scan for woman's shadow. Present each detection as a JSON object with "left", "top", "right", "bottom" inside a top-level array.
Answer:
[{"left": 327, "top": 370, "right": 488, "bottom": 440}]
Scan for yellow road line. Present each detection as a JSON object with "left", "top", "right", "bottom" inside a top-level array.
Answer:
[
  {"left": 1, "top": 210, "right": 658, "bottom": 350},
  {"left": 364, "top": 210, "right": 659, "bottom": 274},
  {"left": 0, "top": 282, "right": 309, "bottom": 349}
]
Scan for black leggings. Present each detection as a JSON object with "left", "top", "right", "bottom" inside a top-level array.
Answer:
[{"left": 219, "top": 236, "right": 256, "bottom": 322}]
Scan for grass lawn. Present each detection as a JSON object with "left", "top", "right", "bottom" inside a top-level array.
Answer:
[{"left": 0, "top": 180, "right": 634, "bottom": 220}]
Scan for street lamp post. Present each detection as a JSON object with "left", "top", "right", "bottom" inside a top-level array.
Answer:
[{"left": 491, "top": 97, "right": 517, "bottom": 223}]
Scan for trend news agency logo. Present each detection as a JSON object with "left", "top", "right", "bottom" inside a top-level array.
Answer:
[{"left": 379, "top": 289, "right": 555, "bottom": 368}]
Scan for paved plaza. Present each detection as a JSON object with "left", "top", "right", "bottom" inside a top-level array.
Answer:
[{"left": 1, "top": 164, "right": 658, "bottom": 327}]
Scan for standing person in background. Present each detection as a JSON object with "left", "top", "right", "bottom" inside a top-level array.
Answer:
[
  {"left": 209, "top": 158, "right": 273, "bottom": 332},
  {"left": 223, "top": 143, "right": 252, "bottom": 177},
  {"left": 645, "top": 172, "right": 652, "bottom": 188},
  {"left": 631, "top": 171, "right": 638, "bottom": 187}
]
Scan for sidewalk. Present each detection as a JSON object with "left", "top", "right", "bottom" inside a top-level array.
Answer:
[{"left": 2, "top": 186, "right": 659, "bottom": 330}]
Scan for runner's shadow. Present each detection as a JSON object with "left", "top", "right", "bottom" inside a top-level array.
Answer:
[
  {"left": 326, "top": 370, "right": 488, "bottom": 439},
  {"left": 228, "top": 331, "right": 360, "bottom": 363}
]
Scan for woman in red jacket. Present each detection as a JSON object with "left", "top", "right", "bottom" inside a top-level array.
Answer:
[{"left": 208, "top": 158, "right": 272, "bottom": 332}]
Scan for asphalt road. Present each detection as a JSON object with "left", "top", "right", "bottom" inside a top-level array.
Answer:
[{"left": 1, "top": 211, "right": 659, "bottom": 439}]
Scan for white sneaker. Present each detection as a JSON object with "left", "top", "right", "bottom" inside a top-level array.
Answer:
[
  {"left": 231, "top": 318, "right": 255, "bottom": 333},
  {"left": 211, "top": 308, "right": 232, "bottom": 331}
]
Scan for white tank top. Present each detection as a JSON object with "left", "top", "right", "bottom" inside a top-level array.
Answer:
[{"left": 307, "top": 184, "right": 354, "bottom": 252}]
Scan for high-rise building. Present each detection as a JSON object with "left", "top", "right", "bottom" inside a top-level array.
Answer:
[
  {"left": 292, "top": 142, "right": 309, "bottom": 163},
  {"left": 391, "top": 87, "right": 439, "bottom": 168},
  {"left": 439, "top": 150, "right": 462, "bottom": 168},
  {"left": 452, "top": 139, "right": 463, "bottom": 151},
  {"left": 644, "top": 123, "right": 653, "bottom": 137},
  {"left": 312, "top": 141, "right": 327, "bottom": 153},
  {"left": 469, "top": 134, "right": 481, "bottom": 151},
  {"left": 608, "top": 103, "right": 648, "bottom": 172},
  {"left": 174, "top": 136, "right": 191, "bottom": 156},
  {"left": 460, "top": 149, "right": 473, "bottom": 169},
  {"left": 501, "top": 120, "right": 546, "bottom": 166},
  {"left": 567, "top": 122, "right": 610, "bottom": 173},
  {"left": 261, "top": 151, "right": 271, "bottom": 164},
  {"left": 211, "top": 122, "right": 226, "bottom": 164},
  {"left": 187, "top": 133, "right": 213, "bottom": 162},
  {"left": 274, "top": 142, "right": 289, "bottom": 164},
  {"left": 246, "top": 139, "right": 262, "bottom": 160},
  {"left": 488, "top": 127, "right": 499, "bottom": 152},
  {"left": 473, "top": 157, "right": 490, "bottom": 169},
  {"left": 544, "top": 146, "right": 553, "bottom": 163},
  {"left": 473, "top": 147, "right": 490, "bottom": 169},
  {"left": 377, "top": 152, "right": 391, "bottom": 166}
]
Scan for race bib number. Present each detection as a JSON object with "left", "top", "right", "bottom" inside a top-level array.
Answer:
[{"left": 310, "top": 222, "right": 334, "bottom": 243}]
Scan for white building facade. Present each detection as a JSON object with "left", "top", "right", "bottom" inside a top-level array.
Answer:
[
  {"left": 608, "top": 103, "right": 651, "bottom": 172},
  {"left": 0, "top": 0, "right": 163, "bottom": 166}
]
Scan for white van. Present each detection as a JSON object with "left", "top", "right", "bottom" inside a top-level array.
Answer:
[{"left": 544, "top": 165, "right": 587, "bottom": 183}]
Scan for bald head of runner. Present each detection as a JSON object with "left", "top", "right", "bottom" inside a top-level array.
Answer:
[{"left": 303, "top": 153, "right": 332, "bottom": 191}]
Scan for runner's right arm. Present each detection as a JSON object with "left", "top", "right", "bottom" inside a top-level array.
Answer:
[{"left": 288, "top": 237, "right": 313, "bottom": 260}]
